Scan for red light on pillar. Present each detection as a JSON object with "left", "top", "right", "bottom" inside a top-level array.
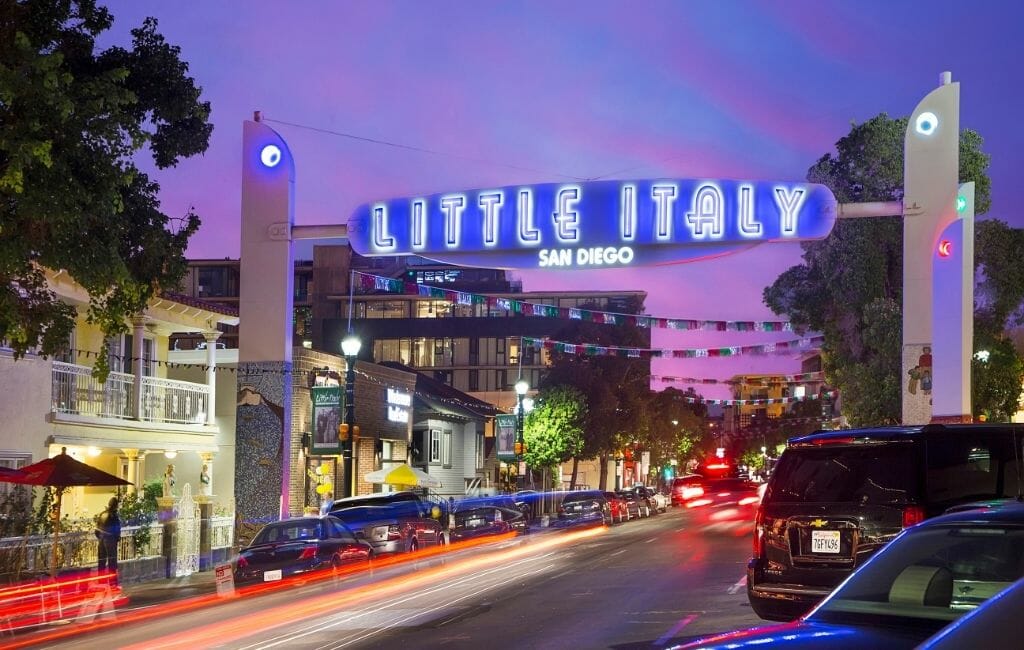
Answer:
[{"left": 938, "top": 240, "right": 952, "bottom": 257}]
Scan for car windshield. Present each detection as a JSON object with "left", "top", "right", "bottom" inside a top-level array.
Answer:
[
  {"left": 330, "top": 506, "right": 395, "bottom": 525},
  {"left": 252, "top": 521, "right": 322, "bottom": 545},
  {"left": 563, "top": 492, "right": 600, "bottom": 503},
  {"left": 812, "top": 525, "right": 1024, "bottom": 630},
  {"left": 770, "top": 443, "right": 919, "bottom": 504}
]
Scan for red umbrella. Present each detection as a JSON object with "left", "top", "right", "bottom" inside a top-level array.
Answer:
[
  {"left": 5, "top": 448, "right": 132, "bottom": 576},
  {"left": 0, "top": 466, "right": 24, "bottom": 481}
]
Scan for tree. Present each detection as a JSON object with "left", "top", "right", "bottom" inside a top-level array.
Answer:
[
  {"left": 762, "top": 114, "right": 1023, "bottom": 425},
  {"left": 540, "top": 296, "right": 652, "bottom": 489},
  {"left": 1, "top": 1, "right": 212, "bottom": 378},
  {"left": 522, "top": 385, "right": 586, "bottom": 488},
  {"left": 643, "top": 387, "right": 705, "bottom": 476}
]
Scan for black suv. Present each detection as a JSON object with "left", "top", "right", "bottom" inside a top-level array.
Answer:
[{"left": 748, "top": 423, "right": 1024, "bottom": 621}]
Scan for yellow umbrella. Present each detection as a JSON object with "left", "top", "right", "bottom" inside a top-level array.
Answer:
[{"left": 363, "top": 464, "right": 442, "bottom": 489}]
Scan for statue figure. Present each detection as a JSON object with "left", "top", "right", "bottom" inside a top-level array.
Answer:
[
  {"left": 200, "top": 463, "right": 212, "bottom": 496},
  {"left": 163, "top": 464, "right": 176, "bottom": 498}
]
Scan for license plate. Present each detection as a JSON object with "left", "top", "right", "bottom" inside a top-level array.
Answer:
[
  {"left": 811, "top": 530, "right": 841, "bottom": 554},
  {"left": 263, "top": 569, "right": 282, "bottom": 581}
]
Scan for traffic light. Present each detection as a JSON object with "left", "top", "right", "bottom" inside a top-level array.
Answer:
[
  {"left": 337, "top": 423, "right": 350, "bottom": 443},
  {"left": 352, "top": 425, "right": 360, "bottom": 439}
]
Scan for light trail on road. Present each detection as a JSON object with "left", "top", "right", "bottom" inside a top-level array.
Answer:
[{"left": 122, "top": 526, "right": 605, "bottom": 650}]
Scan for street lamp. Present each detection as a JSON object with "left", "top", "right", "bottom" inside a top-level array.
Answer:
[
  {"left": 514, "top": 379, "right": 529, "bottom": 463},
  {"left": 341, "top": 334, "right": 361, "bottom": 498},
  {"left": 614, "top": 451, "right": 625, "bottom": 491}
]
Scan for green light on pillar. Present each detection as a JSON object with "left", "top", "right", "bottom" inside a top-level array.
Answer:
[{"left": 956, "top": 195, "right": 967, "bottom": 213}]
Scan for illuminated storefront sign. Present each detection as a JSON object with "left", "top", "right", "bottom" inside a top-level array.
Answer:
[
  {"left": 387, "top": 388, "right": 411, "bottom": 424},
  {"left": 348, "top": 179, "right": 837, "bottom": 268}
]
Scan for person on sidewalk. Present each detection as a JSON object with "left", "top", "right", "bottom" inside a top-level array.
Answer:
[{"left": 95, "top": 496, "right": 121, "bottom": 583}]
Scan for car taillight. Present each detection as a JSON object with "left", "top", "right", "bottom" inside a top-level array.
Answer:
[
  {"left": 683, "top": 486, "right": 704, "bottom": 501},
  {"left": 752, "top": 507, "right": 765, "bottom": 557},
  {"left": 738, "top": 496, "right": 760, "bottom": 506},
  {"left": 298, "top": 546, "right": 317, "bottom": 560},
  {"left": 236, "top": 556, "right": 248, "bottom": 569},
  {"left": 902, "top": 505, "right": 926, "bottom": 528}
]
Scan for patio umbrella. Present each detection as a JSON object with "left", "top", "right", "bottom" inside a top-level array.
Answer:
[
  {"left": 364, "top": 464, "right": 442, "bottom": 489},
  {"left": 0, "top": 466, "right": 25, "bottom": 481},
  {"left": 4, "top": 447, "right": 132, "bottom": 577}
]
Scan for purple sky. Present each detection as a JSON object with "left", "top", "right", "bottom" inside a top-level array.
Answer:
[{"left": 101, "top": 1, "right": 1024, "bottom": 397}]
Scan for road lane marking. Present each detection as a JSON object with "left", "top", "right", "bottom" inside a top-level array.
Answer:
[
  {"left": 676, "top": 526, "right": 686, "bottom": 532},
  {"left": 608, "top": 549, "right": 627, "bottom": 557},
  {"left": 727, "top": 575, "right": 747, "bottom": 594},
  {"left": 654, "top": 613, "right": 700, "bottom": 646},
  {"left": 644, "top": 537, "right": 657, "bottom": 544}
]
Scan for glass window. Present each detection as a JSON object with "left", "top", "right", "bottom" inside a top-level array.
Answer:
[
  {"left": 253, "top": 521, "right": 322, "bottom": 544},
  {"left": 469, "top": 338, "right": 479, "bottom": 365},
  {"left": 0, "top": 454, "right": 31, "bottom": 498},
  {"left": 770, "top": 444, "right": 919, "bottom": 505},
  {"left": 443, "top": 431, "right": 452, "bottom": 467},
  {"left": 496, "top": 369, "right": 508, "bottom": 391},
  {"left": 327, "top": 518, "right": 358, "bottom": 542},
  {"left": 430, "top": 430, "right": 441, "bottom": 463},
  {"left": 926, "top": 435, "right": 1020, "bottom": 507},
  {"left": 509, "top": 338, "right": 520, "bottom": 364},
  {"left": 815, "top": 526, "right": 1024, "bottom": 628},
  {"left": 468, "top": 370, "right": 479, "bottom": 392}
]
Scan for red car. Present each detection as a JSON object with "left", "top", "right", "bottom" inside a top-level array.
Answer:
[
  {"left": 602, "top": 491, "right": 629, "bottom": 523},
  {"left": 670, "top": 474, "right": 706, "bottom": 507}
]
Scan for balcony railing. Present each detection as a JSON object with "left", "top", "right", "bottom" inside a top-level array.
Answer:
[
  {"left": 51, "top": 362, "right": 210, "bottom": 426},
  {"left": 140, "top": 375, "right": 210, "bottom": 425}
]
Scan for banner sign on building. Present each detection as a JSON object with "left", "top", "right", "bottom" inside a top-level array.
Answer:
[
  {"left": 496, "top": 414, "right": 517, "bottom": 462},
  {"left": 311, "top": 386, "right": 342, "bottom": 455},
  {"left": 348, "top": 179, "right": 837, "bottom": 269}
]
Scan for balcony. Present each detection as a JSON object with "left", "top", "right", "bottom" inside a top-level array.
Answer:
[{"left": 51, "top": 362, "right": 210, "bottom": 426}]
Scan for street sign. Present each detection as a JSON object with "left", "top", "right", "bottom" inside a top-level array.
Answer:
[
  {"left": 311, "top": 386, "right": 342, "bottom": 455},
  {"left": 348, "top": 179, "right": 838, "bottom": 268},
  {"left": 215, "top": 562, "right": 235, "bottom": 598},
  {"left": 496, "top": 414, "right": 517, "bottom": 462}
]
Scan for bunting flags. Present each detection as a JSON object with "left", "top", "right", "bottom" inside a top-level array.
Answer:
[
  {"left": 653, "top": 372, "right": 825, "bottom": 386},
  {"left": 353, "top": 271, "right": 794, "bottom": 333},
  {"left": 522, "top": 335, "right": 824, "bottom": 359},
  {"left": 680, "top": 390, "right": 837, "bottom": 407}
]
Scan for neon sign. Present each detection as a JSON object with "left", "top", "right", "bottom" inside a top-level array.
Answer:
[{"left": 348, "top": 179, "right": 837, "bottom": 269}]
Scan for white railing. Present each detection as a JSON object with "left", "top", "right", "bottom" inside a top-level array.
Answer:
[
  {"left": 140, "top": 375, "right": 210, "bottom": 425},
  {"left": 0, "top": 522, "right": 164, "bottom": 578},
  {"left": 52, "top": 362, "right": 134, "bottom": 419},
  {"left": 51, "top": 362, "right": 211, "bottom": 426},
  {"left": 210, "top": 516, "right": 234, "bottom": 549}
]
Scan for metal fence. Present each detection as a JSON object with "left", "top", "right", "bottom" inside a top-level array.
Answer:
[
  {"left": 140, "top": 375, "right": 210, "bottom": 425},
  {"left": 210, "top": 516, "right": 234, "bottom": 549},
  {"left": 0, "top": 522, "right": 164, "bottom": 581}
]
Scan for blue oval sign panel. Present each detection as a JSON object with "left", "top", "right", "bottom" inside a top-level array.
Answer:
[{"left": 348, "top": 179, "right": 837, "bottom": 269}]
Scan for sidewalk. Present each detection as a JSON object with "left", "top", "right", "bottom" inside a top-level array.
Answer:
[{"left": 120, "top": 569, "right": 219, "bottom": 608}]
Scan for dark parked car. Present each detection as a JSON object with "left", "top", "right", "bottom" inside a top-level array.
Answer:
[
  {"left": 329, "top": 492, "right": 446, "bottom": 554},
  {"left": 620, "top": 485, "right": 656, "bottom": 516},
  {"left": 234, "top": 516, "right": 372, "bottom": 584},
  {"left": 450, "top": 506, "right": 528, "bottom": 542},
  {"left": 748, "top": 423, "right": 1024, "bottom": 621},
  {"left": 557, "top": 490, "right": 611, "bottom": 525},
  {"left": 684, "top": 502, "right": 1024, "bottom": 649},
  {"left": 617, "top": 488, "right": 649, "bottom": 518}
]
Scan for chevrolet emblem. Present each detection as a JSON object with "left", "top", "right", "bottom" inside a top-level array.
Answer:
[{"left": 810, "top": 519, "right": 828, "bottom": 528}]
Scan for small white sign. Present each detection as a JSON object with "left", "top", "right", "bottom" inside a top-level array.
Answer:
[
  {"left": 263, "top": 569, "right": 283, "bottom": 582},
  {"left": 811, "top": 530, "right": 841, "bottom": 554},
  {"left": 215, "top": 562, "right": 235, "bottom": 597}
]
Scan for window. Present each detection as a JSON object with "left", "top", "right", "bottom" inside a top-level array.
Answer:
[
  {"left": 476, "top": 432, "right": 484, "bottom": 470},
  {"left": 0, "top": 454, "right": 31, "bottom": 498},
  {"left": 522, "top": 345, "right": 535, "bottom": 366},
  {"left": 468, "top": 370, "right": 479, "bottom": 392},
  {"left": 443, "top": 430, "right": 452, "bottom": 467},
  {"left": 496, "top": 369, "right": 508, "bottom": 391},
  {"left": 434, "top": 370, "right": 452, "bottom": 386},
  {"left": 469, "top": 338, "right": 479, "bottom": 365},
  {"left": 926, "top": 435, "right": 1019, "bottom": 506},
  {"left": 430, "top": 430, "right": 442, "bottom": 463}
]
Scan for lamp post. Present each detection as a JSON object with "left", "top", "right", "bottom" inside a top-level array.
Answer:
[
  {"left": 341, "top": 334, "right": 361, "bottom": 498},
  {"left": 514, "top": 379, "right": 528, "bottom": 489},
  {"left": 614, "top": 451, "right": 624, "bottom": 491}
]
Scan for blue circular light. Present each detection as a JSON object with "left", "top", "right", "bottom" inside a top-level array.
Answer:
[
  {"left": 260, "top": 144, "right": 282, "bottom": 168},
  {"left": 915, "top": 112, "right": 938, "bottom": 136}
]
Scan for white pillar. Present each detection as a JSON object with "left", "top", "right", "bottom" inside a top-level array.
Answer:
[
  {"left": 123, "top": 448, "right": 140, "bottom": 494},
  {"left": 203, "top": 331, "right": 221, "bottom": 426},
  {"left": 901, "top": 73, "right": 960, "bottom": 424},
  {"left": 132, "top": 316, "right": 146, "bottom": 420}
]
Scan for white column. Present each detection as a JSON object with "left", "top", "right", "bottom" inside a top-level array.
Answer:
[
  {"left": 132, "top": 316, "right": 146, "bottom": 420},
  {"left": 203, "top": 331, "right": 221, "bottom": 426},
  {"left": 123, "top": 448, "right": 140, "bottom": 494}
]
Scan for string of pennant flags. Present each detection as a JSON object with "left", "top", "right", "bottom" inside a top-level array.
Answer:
[
  {"left": 522, "top": 335, "right": 824, "bottom": 359},
  {"left": 353, "top": 271, "right": 794, "bottom": 333},
  {"left": 652, "top": 372, "right": 825, "bottom": 386},
  {"left": 680, "top": 390, "right": 837, "bottom": 407}
]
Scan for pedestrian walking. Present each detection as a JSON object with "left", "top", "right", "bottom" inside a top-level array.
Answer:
[{"left": 95, "top": 496, "right": 121, "bottom": 582}]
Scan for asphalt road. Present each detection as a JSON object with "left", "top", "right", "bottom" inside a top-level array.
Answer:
[{"left": 19, "top": 507, "right": 764, "bottom": 649}]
